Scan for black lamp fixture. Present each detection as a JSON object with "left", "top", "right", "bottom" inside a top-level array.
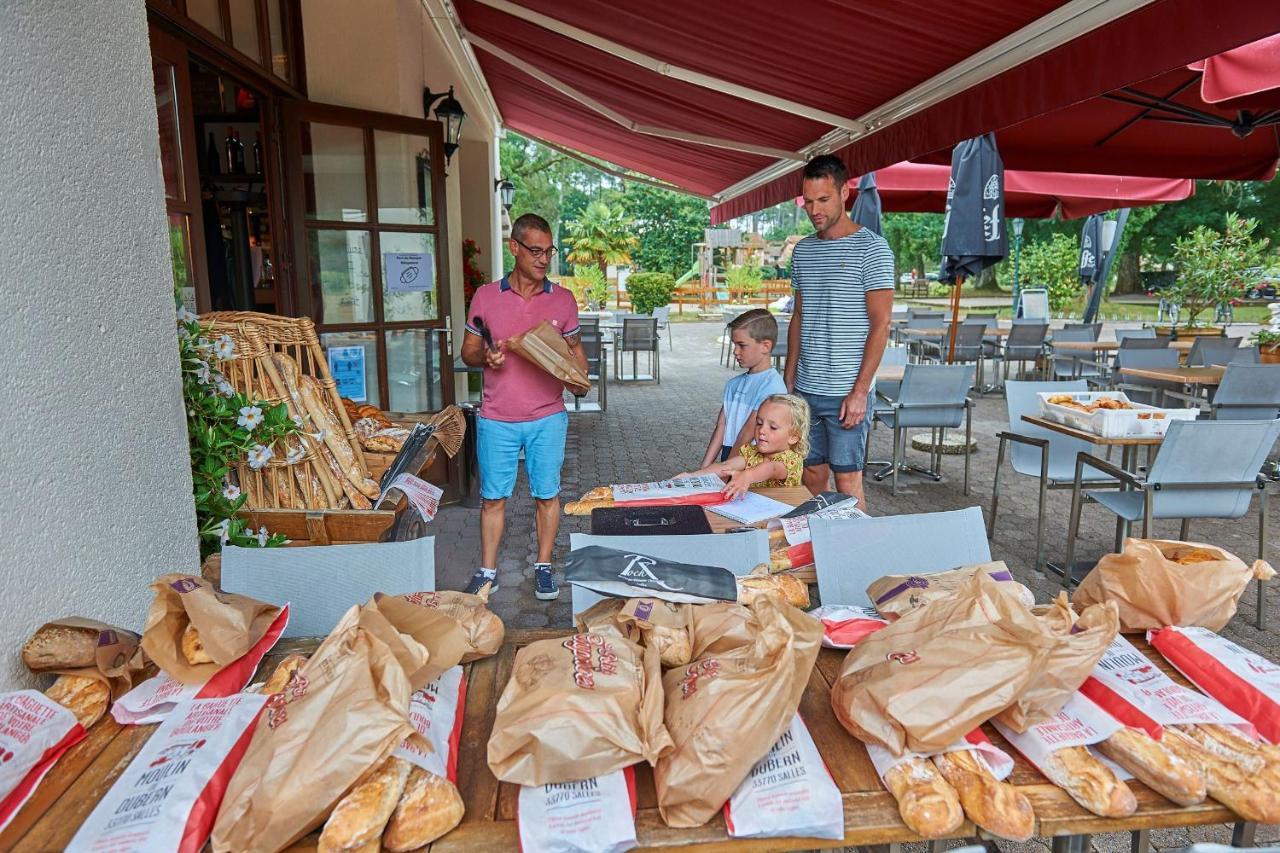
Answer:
[
  {"left": 496, "top": 178, "right": 516, "bottom": 210},
  {"left": 423, "top": 85, "right": 466, "bottom": 165}
]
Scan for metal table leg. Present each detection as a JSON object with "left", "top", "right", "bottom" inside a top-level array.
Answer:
[
  {"left": 1051, "top": 834, "right": 1092, "bottom": 853},
  {"left": 1232, "top": 820, "right": 1257, "bottom": 848},
  {"left": 1131, "top": 828, "right": 1150, "bottom": 853}
]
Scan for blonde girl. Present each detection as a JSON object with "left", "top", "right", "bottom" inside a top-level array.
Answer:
[{"left": 681, "top": 394, "right": 809, "bottom": 499}]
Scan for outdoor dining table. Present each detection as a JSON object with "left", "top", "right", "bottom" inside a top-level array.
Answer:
[
  {"left": 1050, "top": 339, "right": 1196, "bottom": 353},
  {"left": 4, "top": 633, "right": 1253, "bottom": 852},
  {"left": 901, "top": 326, "right": 1008, "bottom": 338},
  {"left": 1119, "top": 365, "right": 1225, "bottom": 405}
]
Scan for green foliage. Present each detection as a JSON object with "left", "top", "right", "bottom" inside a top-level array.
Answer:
[
  {"left": 1252, "top": 329, "right": 1280, "bottom": 349},
  {"left": 1021, "top": 233, "right": 1083, "bottom": 311},
  {"left": 176, "top": 296, "right": 299, "bottom": 559},
  {"left": 882, "top": 213, "right": 944, "bottom": 279},
  {"left": 626, "top": 271, "right": 677, "bottom": 315},
  {"left": 566, "top": 200, "right": 639, "bottom": 276},
  {"left": 725, "top": 263, "right": 764, "bottom": 298},
  {"left": 1168, "top": 212, "right": 1270, "bottom": 327},
  {"left": 622, "top": 183, "right": 709, "bottom": 277},
  {"left": 570, "top": 264, "right": 609, "bottom": 307}
]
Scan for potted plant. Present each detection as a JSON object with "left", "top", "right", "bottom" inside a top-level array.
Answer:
[
  {"left": 1253, "top": 329, "right": 1280, "bottom": 364},
  {"left": 1159, "top": 213, "right": 1269, "bottom": 337},
  {"left": 625, "top": 271, "right": 676, "bottom": 315},
  {"left": 725, "top": 263, "right": 764, "bottom": 304}
]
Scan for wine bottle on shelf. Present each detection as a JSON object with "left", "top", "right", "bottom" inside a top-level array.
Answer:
[
  {"left": 233, "top": 130, "right": 246, "bottom": 174},
  {"left": 225, "top": 126, "right": 235, "bottom": 174},
  {"left": 206, "top": 131, "right": 220, "bottom": 175},
  {"left": 252, "top": 137, "right": 262, "bottom": 175}
]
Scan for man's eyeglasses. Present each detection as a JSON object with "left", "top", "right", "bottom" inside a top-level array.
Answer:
[{"left": 513, "top": 238, "right": 557, "bottom": 260}]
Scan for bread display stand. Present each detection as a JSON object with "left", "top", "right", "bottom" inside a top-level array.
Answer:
[{"left": 4, "top": 631, "right": 1257, "bottom": 852}]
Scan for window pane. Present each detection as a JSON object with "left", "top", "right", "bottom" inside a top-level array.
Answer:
[
  {"left": 309, "top": 229, "right": 373, "bottom": 323},
  {"left": 374, "top": 130, "right": 433, "bottom": 225},
  {"left": 302, "top": 122, "right": 367, "bottom": 222},
  {"left": 380, "top": 231, "right": 438, "bottom": 322},
  {"left": 187, "top": 0, "right": 223, "bottom": 37},
  {"left": 321, "top": 331, "right": 380, "bottom": 407},
  {"left": 153, "top": 63, "right": 184, "bottom": 201},
  {"left": 267, "top": 0, "right": 291, "bottom": 83},
  {"left": 168, "top": 214, "right": 196, "bottom": 310},
  {"left": 228, "top": 0, "right": 262, "bottom": 63},
  {"left": 386, "top": 330, "right": 443, "bottom": 413}
]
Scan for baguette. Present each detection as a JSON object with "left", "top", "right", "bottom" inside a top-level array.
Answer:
[
  {"left": 300, "top": 374, "right": 380, "bottom": 499},
  {"left": 382, "top": 766, "right": 465, "bottom": 851},
  {"left": 46, "top": 675, "right": 110, "bottom": 728},
  {"left": 181, "top": 623, "right": 214, "bottom": 665},
  {"left": 316, "top": 437, "right": 373, "bottom": 510},
  {"left": 931, "top": 750, "right": 1034, "bottom": 841},
  {"left": 22, "top": 624, "right": 100, "bottom": 672},
  {"left": 259, "top": 654, "right": 308, "bottom": 696},
  {"left": 736, "top": 567, "right": 809, "bottom": 608},
  {"left": 1173, "top": 723, "right": 1267, "bottom": 774},
  {"left": 1096, "top": 727, "right": 1206, "bottom": 806},
  {"left": 259, "top": 353, "right": 342, "bottom": 509},
  {"left": 1040, "top": 745, "right": 1136, "bottom": 817},
  {"left": 1162, "top": 727, "right": 1280, "bottom": 822},
  {"left": 581, "top": 486, "right": 612, "bottom": 502},
  {"left": 319, "top": 756, "right": 412, "bottom": 852},
  {"left": 565, "top": 497, "right": 613, "bottom": 516},
  {"left": 883, "top": 756, "right": 964, "bottom": 838}
]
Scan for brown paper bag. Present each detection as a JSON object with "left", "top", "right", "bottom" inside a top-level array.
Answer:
[
  {"left": 618, "top": 599, "right": 695, "bottom": 668},
  {"left": 141, "top": 574, "right": 283, "bottom": 685},
  {"left": 487, "top": 632, "right": 672, "bottom": 786},
  {"left": 996, "top": 593, "right": 1119, "bottom": 731},
  {"left": 654, "top": 595, "right": 822, "bottom": 828},
  {"left": 211, "top": 602, "right": 427, "bottom": 852},
  {"left": 574, "top": 597, "right": 636, "bottom": 641},
  {"left": 370, "top": 593, "right": 471, "bottom": 687},
  {"left": 866, "top": 561, "right": 1035, "bottom": 621},
  {"left": 831, "top": 572, "right": 1058, "bottom": 755},
  {"left": 507, "top": 320, "right": 591, "bottom": 395},
  {"left": 23, "top": 618, "right": 146, "bottom": 700},
  {"left": 394, "top": 587, "right": 506, "bottom": 663},
  {"left": 1073, "top": 538, "right": 1275, "bottom": 631},
  {"left": 688, "top": 602, "right": 756, "bottom": 660}
]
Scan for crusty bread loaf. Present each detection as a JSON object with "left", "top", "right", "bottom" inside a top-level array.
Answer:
[
  {"left": 581, "top": 486, "right": 612, "bottom": 502},
  {"left": 1174, "top": 723, "right": 1267, "bottom": 774},
  {"left": 382, "top": 766, "right": 464, "bottom": 851},
  {"left": 181, "top": 623, "right": 214, "bottom": 665},
  {"left": 648, "top": 627, "right": 693, "bottom": 669},
  {"left": 46, "top": 675, "right": 109, "bottom": 728},
  {"left": 883, "top": 756, "right": 964, "bottom": 838},
  {"left": 932, "top": 750, "right": 1034, "bottom": 841},
  {"left": 319, "top": 756, "right": 412, "bottom": 852},
  {"left": 736, "top": 568, "right": 809, "bottom": 608},
  {"left": 260, "top": 654, "right": 308, "bottom": 696},
  {"left": 768, "top": 528, "right": 786, "bottom": 549},
  {"left": 21, "top": 624, "right": 99, "bottom": 672},
  {"left": 1163, "top": 727, "right": 1280, "bottom": 822},
  {"left": 564, "top": 497, "right": 613, "bottom": 516},
  {"left": 1040, "top": 745, "right": 1136, "bottom": 817},
  {"left": 768, "top": 548, "right": 793, "bottom": 572},
  {"left": 1097, "top": 727, "right": 1205, "bottom": 806}
]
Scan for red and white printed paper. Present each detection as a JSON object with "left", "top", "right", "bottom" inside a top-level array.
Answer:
[
  {"left": 992, "top": 692, "right": 1124, "bottom": 773},
  {"left": 610, "top": 476, "right": 725, "bottom": 507},
  {"left": 865, "top": 728, "right": 1015, "bottom": 783},
  {"left": 1149, "top": 625, "right": 1280, "bottom": 744},
  {"left": 771, "top": 499, "right": 866, "bottom": 546},
  {"left": 807, "top": 605, "right": 888, "bottom": 649},
  {"left": 393, "top": 665, "right": 466, "bottom": 782},
  {"left": 379, "top": 473, "right": 443, "bottom": 522},
  {"left": 517, "top": 767, "right": 636, "bottom": 853},
  {"left": 67, "top": 694, "right": 267, "bottom": 853},
  {"left": 112, "top": 605, "right": 289, "bottom": 726},
  {"left": 723, "top": 715, "right": 843, "bottom": 841},
  {"left": 1078, "top": 634, "right": 1253, "bottom": 739},
  {"left": 0, "top": 691, "right": 84, "bottom": 831}
]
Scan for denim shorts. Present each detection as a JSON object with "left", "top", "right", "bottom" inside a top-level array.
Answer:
[
  {"left": 798, "top": 390, "right": 873, "bottom": 474},
  {"left": 477, "top": 411, "right": 568, "bottom": 500}
]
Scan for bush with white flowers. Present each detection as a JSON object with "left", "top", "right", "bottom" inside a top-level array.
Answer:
[{"left": 177, "top": 297, "right": 299, "bottom": 559}]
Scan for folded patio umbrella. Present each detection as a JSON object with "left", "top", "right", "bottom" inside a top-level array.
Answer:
[
  {"left": 1078, "top": 214, "right": 1102, "bottom": 286},
  {"left": 849, "top": 171, "right": 882, "bottom": 236},
  {"left": 939, "top": 134, "right": 1008, "bottom": 361}
]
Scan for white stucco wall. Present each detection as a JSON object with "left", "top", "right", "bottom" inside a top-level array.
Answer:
[{"left": 0, "top": 1, "right": 198, "bottom": 688}]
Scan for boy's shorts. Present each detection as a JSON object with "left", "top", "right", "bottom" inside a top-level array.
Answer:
[
  {"left": 477, "top": 411, "right": 568, "bottom": 500},
  {"left": 798, "top": 390, "right": 874, "bottom": 474}
]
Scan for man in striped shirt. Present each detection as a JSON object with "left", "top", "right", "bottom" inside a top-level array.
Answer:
[{"left": 783, "top": 155, "right": 895, "bottom": 508}]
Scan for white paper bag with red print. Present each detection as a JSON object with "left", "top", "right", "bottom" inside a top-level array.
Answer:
[
  {"left": 1149, "top": 625, "right": 1280, "bottom": 744},
  {"left": 393, "top": 665, "right": 466, "bottom": 781},
  {"left": 866, "top": 728, "right": 1016, "bottom": 786},
  {"left": 517, "top": 767, "right": 637, "bottom": 853},
  {"left": 66, "top": 694, "right": 268, "bottom": 853},
  {"left": 1078, "top": 635, "right": 1254, "bottom": 738},
  {"left": 0, "top": 691, "right": 84, "bottom": 831},
  {"left": 807, "top": 605, "right": 887, "bottom": 649},
  {"left": 723, "top": 715, "right": 843, "bottom": 840},
  {"left": 112, "top": 605, "right": 289, "bottom": 726},
  {"left": 992, "top": 692, "right": 1124, "bottom": 774}
]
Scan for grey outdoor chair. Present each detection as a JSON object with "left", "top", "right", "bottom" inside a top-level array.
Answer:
[
  {"left": 870, "top": 363, "right": 975, "bottom": 496},
  {"left": 572, "top": 329, "right": 607, "bottom": 412},
  {"left": 651, "top": 305, "right": 672, "bottom": 351},
  {"left": 1186, "top": 336, "right": 1244, "bottom": 367},
  {"left": 920, "top": 324, "right": 986, "bottom": 387},
  {"left": 772, "top": 320, "right": 789, "bottom": 371},
  {"left": 577, "top": 315, "right": 600, "bottom": 334},
  {"left": 615, "top": 316, "right": 660, "bottom": 382},
  {"left": 989, "top": 380, "right": 1118, "bottom": 571},
  {"left": 1050, "top": 327, "right": 1104, "bottom": 380},
  {"left": 1064, "top": 322, "right": 1103, "bottom": 338},
  {"left": 1229, "top": 346, "right": 1260, "bottom": 364},
  {"left": 1114, "top": 346, "right": 1181, "bottom": 404},
  {"left": 1064, "top": 418, "right": 1280, "bottom": 627},
  {"left": 1115, "top": 328, "right": 1156, "bottom": 342},
  {"left": 1209, "top": 363, "right": 1280, "bottom": 420},
  {"left": 991, "top": 322, "right": 1048, "bottom": 385},
  {"left": 899, "top": 315, "right": 943, "bottom": 355}
]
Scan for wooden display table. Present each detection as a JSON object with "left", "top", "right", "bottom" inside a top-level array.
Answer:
[{"left": 5, "top": 633, "right": 1248, "bottom": 852}]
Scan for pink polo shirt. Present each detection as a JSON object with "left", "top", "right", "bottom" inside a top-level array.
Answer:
[{"left": 466, "top": 277, "right": 580, "bottom": 422}]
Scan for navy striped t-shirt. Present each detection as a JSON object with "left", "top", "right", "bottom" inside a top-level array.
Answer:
[{"left": 790, "top": 229, "right": 895, "bottom": 396}]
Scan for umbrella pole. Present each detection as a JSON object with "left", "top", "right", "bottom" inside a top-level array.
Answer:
[{"left": 946, "top": 275, "right": 964, "bottom": 363}]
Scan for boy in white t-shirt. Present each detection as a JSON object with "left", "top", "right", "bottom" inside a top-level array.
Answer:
[{"left": 699, "top": 308, "right": 788, "bottom": 467}]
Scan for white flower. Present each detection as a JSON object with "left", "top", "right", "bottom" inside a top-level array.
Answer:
[
  {"left": 195, "top": 337, "right": 212, "bottom": 355},
  {"left": 217, "top": 518, "right": 231, "bottom": 544},
  {"left": 215, "top": 378, "right": 235, "bottom": 397},
  {"left": 213, "top": 334, "right": 235, "bottom": 360},
  {"left": 286, "top": 445, "right": 305, "bottom": 464},
  {"left": 237, "top": 405, "right": 263, "bottom": 431},
  {"left": 178, "top": 325, "right": 192, "bottom": 341},
  {"left": 194, "top": 363, "right": 211, "bottom": 384},
  {"left": 256, "top": 525, "right": 269, "bottom": 547},
  {"left": 247, "top": 444, "right": 273, "bottom": 470},
  {"left": 222, "top": 483, "right": 241, "bottom": 501},
  {"left": 176, "top": 306, "right": 197, "bottom": 325},
  {"left": 290, "top": 414, "right": 304, "bottom": 427}
]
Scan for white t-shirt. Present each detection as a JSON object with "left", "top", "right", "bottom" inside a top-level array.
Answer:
[{"left": 723, "top": 369, "right": 787, "bottom": 450}]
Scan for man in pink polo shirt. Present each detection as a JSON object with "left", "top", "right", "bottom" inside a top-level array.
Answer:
[{"left": 459, "top": 213, "right": 587, "bottom": 601}]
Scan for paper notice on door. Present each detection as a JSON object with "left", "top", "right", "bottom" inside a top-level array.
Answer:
[{"left": 385, "top": 252, "right": 434, "bottom": 293}]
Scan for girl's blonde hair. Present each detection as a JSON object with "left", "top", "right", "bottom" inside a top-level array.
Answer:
[{"left": 759, "top": 393, "right": 811, "bottom": 458}]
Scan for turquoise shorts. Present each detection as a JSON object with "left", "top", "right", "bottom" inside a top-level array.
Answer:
[{"left": 477, "top": 411, "right": 568, "bottom": 500}]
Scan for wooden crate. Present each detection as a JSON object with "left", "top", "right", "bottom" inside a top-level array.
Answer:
[{"left": 236, "top": 507, "right": 396, "bottom": 547}]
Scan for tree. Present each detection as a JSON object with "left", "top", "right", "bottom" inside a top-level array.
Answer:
[
  {"left": 565, "top": 200, "right": 639, "bottom": 276},
  {"left": 1167, "top": 212, "right": 1269, "bottom": 327},
  {"left": 882, "top": 213, "right": 944, "bottom": 279},
  {"left": 619, "top": 183, "right": 708, "bottom": 277},
  {"left": 1021, "top": 232, "right": 1083, "bottom": 311}
]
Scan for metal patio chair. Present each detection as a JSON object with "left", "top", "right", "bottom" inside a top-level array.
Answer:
[
  {"left": 651, "top": 305, "right": 672, "bottom": 351},
  {"left": 919, "top": 323, "right": 986, "bottom": 387},
  {"left": 1208, "top": 363, "right": 1280, "bottom": 421},
  {"left": 1113, "top": 346, "right": 1181, "bottom": 404},
  {"left": 989, "top": 380, "right": 1120, "bottom": 570},
  {"left": 870, "top": 363, "right": 975, "bottom": 496},
  {"left": 1064, "top": 418, "right": 1280, "bottom": 627},
  {"left": 772, "top": 320, "right": 789, "bottom": 371},
  {"left": 615, "top": 316, "right": 660, "bottom": 382},
  {"left": 990, "top": 321, "right": 1048, "bottom": 385},
  {"left": 1049, "top": 326, "right": 1103, "bottom": 380},
  {"left": 572, "top": 329, "right": 607, "bottom": 412},
  {"left": 1186, "top": 336, "right": 1244, "bottom": 367}
]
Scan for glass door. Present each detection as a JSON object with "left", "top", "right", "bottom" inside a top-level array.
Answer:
[{"left": 281, "top": 102, "right": 451, "bottom": 413}]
